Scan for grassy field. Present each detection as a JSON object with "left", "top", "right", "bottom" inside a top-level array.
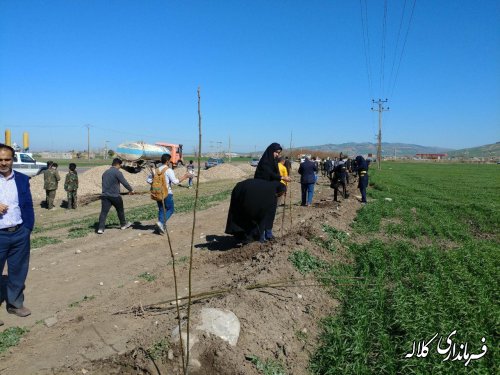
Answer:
[{"left": 310, "top": 162, "right": 499, "bottom": 374}]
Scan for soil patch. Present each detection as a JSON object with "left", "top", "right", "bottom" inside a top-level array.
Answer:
[{"left": 0, "top": 174, "right": 362, "bottom": 374}]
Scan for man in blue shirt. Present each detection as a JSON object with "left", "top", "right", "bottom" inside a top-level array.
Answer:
[{"left": 0, "top": 143, "right": 35, "bottom": 326}]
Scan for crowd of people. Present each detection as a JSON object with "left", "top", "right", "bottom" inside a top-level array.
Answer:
[
  {"left": 225, "top": 142, "right": 371, "bottom": 244},
  {"left": 0, "top": 141, "right": 370, "bottom": 325}
]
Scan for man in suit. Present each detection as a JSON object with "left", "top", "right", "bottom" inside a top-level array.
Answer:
[
  {"left": 0, "top": 143, "right": 35, "bottom": 326},
  {"left": 298, "top": 155, "right": 318, "bottom": 206}
]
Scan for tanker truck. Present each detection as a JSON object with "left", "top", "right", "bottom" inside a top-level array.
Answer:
[{"left": 115, "top": 141, "right": 183, "bottom": 173}]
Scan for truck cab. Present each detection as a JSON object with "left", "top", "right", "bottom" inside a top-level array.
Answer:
[
  {"left": 155, "top": 143, "right": 184, "bottom": 167},
  {"left": 13, "top": 152, "right": 44, "bottom": 178}
]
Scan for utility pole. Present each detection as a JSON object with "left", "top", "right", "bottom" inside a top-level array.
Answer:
[
  {"left": 228, "top": 136, "right": 231, "bottom": 163},
  {"left": 104, "top": 140, "right": 109, "bottom": 159},
  {"left": 85, "top": 124, "right": 91, "bottom": 160},
  {"left": 216, "top": 141, "right": 223, "bottom": 159},
  {"left": 371, "top": 99, "right": 389, "bottom": 170}
]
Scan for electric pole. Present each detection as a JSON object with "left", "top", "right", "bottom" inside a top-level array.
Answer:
[
  {"left": 104, "top": 140, "right": 109, "bottom": 159},
  {"left": 371, "top": 99, "right": 389, "bottom": 170},
  {"left": 85, "top": 124, "right": 91, "bottom": 160},
  {"left": 228, "top": 136, "right": 231, "bottom": 163}
]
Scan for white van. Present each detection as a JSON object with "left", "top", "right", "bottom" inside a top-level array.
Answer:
[{"left": 13, "top": 152, "right": 44, "bottom": 177}]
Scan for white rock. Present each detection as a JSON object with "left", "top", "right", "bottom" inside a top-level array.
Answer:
[
  {"left": 188, "top": 359, "right": 201, "bottom": 370},
  {"left": 99, "top": 282, "right": 104, "bottom": 286},
  {"left": 297, "top": 294, "right": 303, "bottom": 299},
  {"left": 75, "top": 250, "right": 82, "bottom": 254},
  {"left": 384, "top": 197, "right": 393, "bottom": 202},
  {"left": 196, "top": 308, "right": 240, "bottom": 346},
  {"left": 167, "top": 349, "right": 174, "bottom": 360},
  {"left": 44, "top": 316, "right": 58, "bottom": 327}
]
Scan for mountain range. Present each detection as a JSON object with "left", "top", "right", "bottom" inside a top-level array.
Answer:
[{"left": 294, "top": 142, "right": 500, "bottom": 158}]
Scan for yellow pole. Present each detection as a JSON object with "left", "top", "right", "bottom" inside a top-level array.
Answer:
[
  {"left": 23, "top": 132, "right": 29, "bottom": 151},
  {"left": 5, "top": 129, "right": 11, "bottom": 146}
]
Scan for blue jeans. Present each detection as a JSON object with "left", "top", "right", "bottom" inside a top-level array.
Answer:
[
  {"left": 0, "top": 225, "right": 31, "bottom": 308},
  {"left": 301, "top": 183, "right": 315, "bottom": 205},
  {"left": 157, "top": 194, "right": 174, "bottom": 225}
]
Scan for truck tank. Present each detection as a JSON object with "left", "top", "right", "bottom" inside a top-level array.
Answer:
[{"left": 116, "top": 142, "right": 170, "bottom": 162}]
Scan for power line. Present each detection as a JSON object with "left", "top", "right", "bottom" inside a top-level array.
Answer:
[
  {"left": 388, "top": 0, "right": 408, "bottom": 95},
  {"left": 359, "top": 0, "right": 374, "bottom": 98},
  {"left": 389, "top": 0, "right": 417, "bottom": 97},
  {"left": 380, "top": 0, "right": 388, "bottom": 96}
]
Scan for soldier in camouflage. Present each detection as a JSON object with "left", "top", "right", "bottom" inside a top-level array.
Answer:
[
  {"left": 64, "top": 163, "right": 78, "bottom": 209},
  {"left": 43, "top": 162, "right": 60, "bottom": 209}
]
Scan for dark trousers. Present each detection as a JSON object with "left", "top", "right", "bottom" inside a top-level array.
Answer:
[
  {"left": 334, "top": 181, "right": 347, "bottom": 201},
  {"left": 358, "top": 175, "right": 368, "bottom": 203},
  {"left": 98, "top": 195, "right": 126, "bottom": 230},
  {"left": 0, "top": 225, "right": 31, "bottom": 308}
]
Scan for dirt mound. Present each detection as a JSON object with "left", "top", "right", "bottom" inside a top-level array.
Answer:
[
  {"left": 202, "top": 163, "right": 250, "bottom": 181},
  {"left": 28, "top": 163, "right": 254, "bottom": 206}
]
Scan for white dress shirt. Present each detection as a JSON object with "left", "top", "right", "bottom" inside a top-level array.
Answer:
[{"left": 0, "top": 171, "right": 23, "bottom": 229}]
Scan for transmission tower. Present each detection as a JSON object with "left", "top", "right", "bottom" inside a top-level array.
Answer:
[{"left": 371, "top": 99, "right": 389, "bottom": 170}]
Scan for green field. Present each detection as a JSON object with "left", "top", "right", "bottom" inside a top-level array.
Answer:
[{"left": 311, "top": 163, "right": 499, "bottom": 374}]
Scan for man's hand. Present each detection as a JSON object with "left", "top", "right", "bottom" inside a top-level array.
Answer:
[
  {"left": 282, "top": 176, "right": 291, "bottom": 182},
  {"left": 128, "top": 191, "right": 136, "bottom": 195},
  {"left": 0, "top": 203, "right": 9, "bottom": 215}
]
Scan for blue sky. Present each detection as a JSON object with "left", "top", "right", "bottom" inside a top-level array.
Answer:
[{"left": 0, "top": 0, "right": 499, "bottom": 153}]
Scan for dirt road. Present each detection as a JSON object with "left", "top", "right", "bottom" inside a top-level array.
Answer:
[{"left": 0, "top": 171, "right": 362, "bottom": 374}]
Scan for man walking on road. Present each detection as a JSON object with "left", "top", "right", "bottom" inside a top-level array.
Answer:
[
  {"left": 0, "top": 143, "right": 35, "bottom": 326},
  {"left": 97, "top": 158, "right": 135, "bottom": 234}
]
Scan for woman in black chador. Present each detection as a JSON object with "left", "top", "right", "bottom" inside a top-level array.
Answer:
[
  {"left": 225, "top": 179, "right": 286, "bottom": 243},
  {"left": 254, "top": 142, "right": 284, "bottom": 182},
  {"left": 252, "top": 143, "right": 291, "bottom": 241}
]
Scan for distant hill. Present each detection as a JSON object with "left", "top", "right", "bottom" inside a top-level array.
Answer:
[
  {"left": 446, "top": 142, "right": 500, "bottom": 158},
  {"left": 297, "top": 142, "right": 453, "bottom": 157}
]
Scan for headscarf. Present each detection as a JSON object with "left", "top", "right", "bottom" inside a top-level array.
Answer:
[{"left": 254, "top": 142, "right": 282, "bottom": 181}]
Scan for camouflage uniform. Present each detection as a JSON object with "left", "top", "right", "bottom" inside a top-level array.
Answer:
[
  {"left": 43, "top": 168, "right": 60, "bottom": 209},
  {"left": 64, "top": 171, "right": 79, "bottom": 209}
]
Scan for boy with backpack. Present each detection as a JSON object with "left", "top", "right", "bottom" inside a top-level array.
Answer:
[{"left": 148, "top": 153, "right": 190, "bottom": 234}]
